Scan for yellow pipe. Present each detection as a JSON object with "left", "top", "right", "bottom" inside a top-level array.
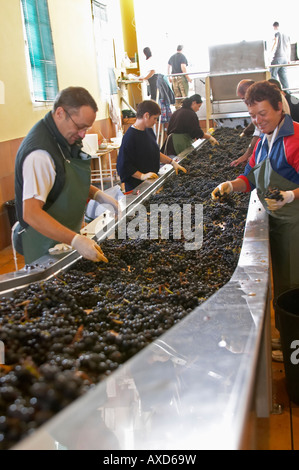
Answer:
[{"left": 119, "top": 0, "right": 137, "bottom": 61}]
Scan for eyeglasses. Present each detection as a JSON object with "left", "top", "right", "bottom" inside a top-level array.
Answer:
[{"left": 63, "top": 108, "right": 91, "bottom": 132}]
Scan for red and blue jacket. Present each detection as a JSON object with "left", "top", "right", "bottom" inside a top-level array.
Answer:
[{"left": 239, "top": 114, "right": 299, "bottom": 192}]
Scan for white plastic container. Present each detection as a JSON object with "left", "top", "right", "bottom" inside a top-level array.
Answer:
[{"left": 82, "top": 134, "right": 98, "bottom": 155}]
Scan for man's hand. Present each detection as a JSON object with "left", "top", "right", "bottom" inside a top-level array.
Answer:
[
  {"left": 211, "top": 181, "right": 233, "bottom": 201},
  {"left": 265, "top": 190, "right": 295, "bottom": 211},
  {"left": 140, "top": 172, "right": 159, "bottom": 181},
  {"left": 71, "top": 234, "right": 108, "bottom": 263}
]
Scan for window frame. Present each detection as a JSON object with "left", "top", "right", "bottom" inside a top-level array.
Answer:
[
  {"left": 92, "top": 0, "right": 118, "bottom": 99},
  {"left": 20, "top": 0, "right": 59, "bottom": 104}
]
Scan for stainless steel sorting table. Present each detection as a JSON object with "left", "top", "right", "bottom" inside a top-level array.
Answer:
[{"left": 1, "top": 140, "right": 271, "bottom": 450}]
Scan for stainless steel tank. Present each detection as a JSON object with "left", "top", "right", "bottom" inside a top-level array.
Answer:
[{"left": 205, "top": 40, "right": 270, "bottom": 127}]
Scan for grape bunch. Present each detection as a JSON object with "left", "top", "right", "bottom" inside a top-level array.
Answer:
[{"left": 264, "top": 187, "right": 284, "bottom": 201}]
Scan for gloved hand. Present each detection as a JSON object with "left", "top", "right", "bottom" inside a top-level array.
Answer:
[
  {"left": 265, "top": 190, "right": 295, "bottom": 211},
  {"left": 49, "top": 243, "right": 72, "bottom": 254},
  {"left": 94, "top": 190, "right": 121, "bottom": 216},
  {"left": 209, "top": 136, "right": 220, "bottom": 146},
  {"left": 71, "top": 234, "right": 108, "bottom": 263},
  {"left": 171, "top": 160, "right": 187, "bottom": 175},
  {"left": 211, "top": 181, "right": 233, "bottom": 201},
  {"left": 140, "top": 172, "right": 159, "bottom": 181}
]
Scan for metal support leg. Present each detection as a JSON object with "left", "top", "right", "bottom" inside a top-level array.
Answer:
[
  {"left": 255, "top": 288, "right": 272, "bottom": 418},
  {"left": 108, "top": 153, "right": 114, "bottom": 188},
  {"left": 98, "top": 156, "right": 104, "bottom": 191},
  {"left": 205, "top": 76, "right": 212, "bottom": 131}
]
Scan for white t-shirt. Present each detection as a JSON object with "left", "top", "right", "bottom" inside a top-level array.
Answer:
[
  {"left": 141, "top": 56, "right": 157, "bottom": 78},
  {"left": 253, "top": 127, "right": 261, "bottom": 137},
  {"left": 22, "top": 150, "right": 56, "bottom": 203}
]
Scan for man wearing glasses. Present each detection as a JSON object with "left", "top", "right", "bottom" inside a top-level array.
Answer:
[{"left": 14, "top": 86, "right": 119, "bottom": 264}]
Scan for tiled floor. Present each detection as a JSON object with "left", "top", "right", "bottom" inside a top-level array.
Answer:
[
  {"left": 0, "top": 245, "right": 25, "bottom": 274},
  {"left": 0, "top": 245, "right": 299, "bottom": 450}
]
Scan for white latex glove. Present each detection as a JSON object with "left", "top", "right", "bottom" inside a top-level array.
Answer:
[
  {"left": 71, "top": 234, "right": 108, "bottom": 263},
  {"left": 211, "top": 181, "right": 233, "bottom": 201},
  {"left": 208, "top": 136, "right": 220, "bottom": 146},
  {"left": 265, "top": 190, "right": 295, "bottom": 211},
  {"left": 140, "top": 172, "right": 159, "bottom": 181},
  {"left": 171, "top": 160, "right": 187, "bottom": 175},
  {"left": 49, "top": 243, "right": 72, "bottom": 254},
  {"left": 94, "top": 190, "right": 121, "bottom": 216}
]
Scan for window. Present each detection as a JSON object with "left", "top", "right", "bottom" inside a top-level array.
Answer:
[
  {"left": 92, "top": 1, "right": 117, "bottom": 97},
  {"left": 21, "top": 0, "right": 58, "bottom": 102}
]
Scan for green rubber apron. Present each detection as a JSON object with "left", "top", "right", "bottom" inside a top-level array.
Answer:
[
  {"left": 21, "top": 157, "right": 91, "bottom": 264},
  {"left": 247, "top": 132, "right": 299, "bottom": 307},
  {"left": 171, "top": 133, "right": 193, "bottom": 155}
]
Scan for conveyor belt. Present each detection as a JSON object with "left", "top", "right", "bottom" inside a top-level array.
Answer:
[
  {"left": 3, "top": 135, "right": 271, "bottom": 450},
  {"left": 0, "top": 143, "right": 195, "bottom": 296}
]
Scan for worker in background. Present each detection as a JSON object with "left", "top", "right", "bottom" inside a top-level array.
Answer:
[
  {"left": 139, "top": 47, "right": 175, "bottom": 126},
  {"left": 167, "top": 45, "right": 192, "bottom": 109},
  {"left": 212, "top": 81, "right": 299, "bottom": 362},
  {"left": 162, "top": 94, "right": 219, "bottom": 156},
  {"left": 14, "top": 86, "right": 120, "bottom": 264},
  {"left": 117, "top": 100, "right": 187, "bottom": 193},
  {"left": 268, "top": 78, "right": 299, "bottom": 122},
  {"left": 270, "top": 21, "right": 291, "bottom": 91},
  {"left": 139, "top": 47, "right": 159, "bottom": 101}
]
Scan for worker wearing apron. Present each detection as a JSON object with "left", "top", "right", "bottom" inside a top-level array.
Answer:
[
  {"left": 19, "top": 155, "right": 91, "bottom": 264},
  {"left": 117, "top": 100, "right": 187, "bottom": 192},
  {"left": 14, "top": 87, "right": 119, "bottom": 265},
  {"left": 211, "top": 81, "right": 299, "bottom": 336},
  {"left": 162, "top": 95, "right": 219, "bottom": 156},
  {"left": 246, "top": 133, "right": 299, "bottom": 302}
]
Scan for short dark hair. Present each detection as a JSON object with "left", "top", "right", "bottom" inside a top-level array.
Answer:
[
  {"left": 244, "top": 81, "right": 282, "bottom": 111},
  {"left": 53, "top": 86, "right": 98, "bottom": 113},
  {"left": 182, "top": 94, "right": 202, "bottom": 108},
  {"left": 136, "top": 100, "right": 161, "bottom": 118},
  {"left": 268, "top": 78, "right": 282, "bottom": 91},
  {"left": 273, "top": 21, "right": 279, "bottom": 27},
  {"left": 177, "top": 45, "right": 183, "bottom": 52},
  {"left": 237, "top": 79, "right": 255, "bottom": 98}
]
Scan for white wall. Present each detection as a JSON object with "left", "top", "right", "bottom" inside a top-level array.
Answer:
[{"left": 134, "top": 0, "right": 299, "bottom": 82}]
